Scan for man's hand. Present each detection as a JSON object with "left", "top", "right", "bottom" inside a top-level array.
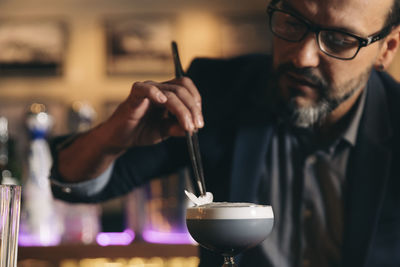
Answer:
[
  {"left": 101, "top": 76, "right": 204, "bottom": 150},
  {"left": 57, "top": 76, "right": 204, "bottom": 182}
]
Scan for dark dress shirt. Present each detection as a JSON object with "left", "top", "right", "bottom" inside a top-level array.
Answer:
[{"left": 245, "top": 88, "right": 367, "bottom": 267}]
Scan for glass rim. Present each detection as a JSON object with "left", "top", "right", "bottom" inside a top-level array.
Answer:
[{"left": 186, "top": 203, "right": 273, "bottom": 220}]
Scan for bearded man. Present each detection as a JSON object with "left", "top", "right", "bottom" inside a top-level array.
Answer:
[{"left": 50, "top": 0, "right": 400, "bottom": 266}]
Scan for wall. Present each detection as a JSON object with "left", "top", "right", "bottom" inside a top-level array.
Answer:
[{"left": 0, "top": 0, "right": 269, "bottom": 127}]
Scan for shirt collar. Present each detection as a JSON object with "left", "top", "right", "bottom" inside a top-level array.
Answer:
[{"left": 340, "top": 85, "right": 367, "bottom": 147}]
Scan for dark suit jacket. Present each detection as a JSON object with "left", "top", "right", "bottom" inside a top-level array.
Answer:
[{"left": 51, "top": 54, "right": 400, "bottom": 267}]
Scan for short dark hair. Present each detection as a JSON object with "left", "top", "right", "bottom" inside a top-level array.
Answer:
[
  {"left": 268, "top": 0, "right": 400, "bottom": 27},
  {"left": 385, "top": 0, "right": 400, "bottom": 27}
]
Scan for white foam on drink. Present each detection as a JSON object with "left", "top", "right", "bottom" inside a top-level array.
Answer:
[
  {"left": 186, "top": 202, "right": 274, "bottom": 220},
  {"left": 185, "top": 190, "right": 213, "bottom": 206}
]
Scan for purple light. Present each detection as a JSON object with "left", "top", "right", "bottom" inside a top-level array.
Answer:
[
  {"left": 96, "top": 229, "right": 135, "bottom": 246},
  {"left": 142, "top": 229, "right": 196, "bottom": 244},
  {"left": 18, "top": 232, "right": 61, "bottom": 247}
]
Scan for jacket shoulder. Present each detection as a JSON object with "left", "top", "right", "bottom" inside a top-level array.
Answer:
[
  {"left": 377, "top": 71, "right": 400, "bottom": 124},
  {"left": 187, "top": 54, "right": 272, "bottom": 87},
  {"left": 186, "top": 54, "right": 273, "bottom": 125}
]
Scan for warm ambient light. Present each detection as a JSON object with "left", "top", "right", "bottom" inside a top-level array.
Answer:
[
  {"left": 96, "top": 229, "right": 135, "bottom": 246},
  {"left": 141, "top": 229, "right": 196, "bottom": 245},
  {"left": 59, "top": 256, "right": 200, "bottom": 267}
]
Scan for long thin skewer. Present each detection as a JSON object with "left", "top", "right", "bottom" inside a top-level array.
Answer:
[{"left": 171, "top": 41, "right": 207, "bottom": 196}]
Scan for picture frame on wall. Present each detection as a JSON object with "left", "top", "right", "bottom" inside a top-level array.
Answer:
[
  {"left": 105, "top": 15, "right": 175, "bottom": 75},
  {"left": 0, "top": 19, "right": 68, "bottom": 76},
  {"left": 219, "top": 14, "right": 272, "bottom": 57}
]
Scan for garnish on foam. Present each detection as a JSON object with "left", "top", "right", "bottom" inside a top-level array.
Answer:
[{"left": 185, "top": 190, "right": 214, "bottom": 206}]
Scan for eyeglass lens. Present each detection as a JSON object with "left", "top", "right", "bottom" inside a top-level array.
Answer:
[{"left": 270, "top": 9, "right": 361, "bottom": 59}]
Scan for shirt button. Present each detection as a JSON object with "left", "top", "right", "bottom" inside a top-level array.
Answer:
[
  {"left": 303, "top": 259, "right": 311, "bottom": 267},
  {"left": 304, "top": 209, "right": 312, "bottom": 219},
  {"left": 306, "top": 155, "right": 316, "bottom": 165}
]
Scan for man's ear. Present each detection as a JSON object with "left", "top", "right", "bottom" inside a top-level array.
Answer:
[{"left": 374, "top": 25, "right": 400, "bottom": 71}]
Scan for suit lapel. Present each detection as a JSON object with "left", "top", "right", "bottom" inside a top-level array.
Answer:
[
  {"left": 229, "top": 124, "right": 274, "bottom": 202},
  {"left": 342, "top": 71, "right": 393, "bottom": 267},
  {"left": 227, "top": 57, "right": 276, "bottom": 203}
]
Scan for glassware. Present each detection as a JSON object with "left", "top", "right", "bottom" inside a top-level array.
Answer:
[
  {"left": 0, "top": 117, "right": 20, "bottom": 186},
  {"left": 186, "top": 202, "right": 274, "bottom": 267},
  {"left": 0, "top": 185, "right": 21, "bottom": 267}
]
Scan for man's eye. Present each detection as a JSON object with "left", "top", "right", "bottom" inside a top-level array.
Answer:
[
  {"left": 321, "top": 31, "right": 359, "bottom": 51},
  {"left": 273, "top": 11, "right": 307, "bottom": 35},
  {"left": 284, "top": 19, "right": 306, "bottom": 32}
]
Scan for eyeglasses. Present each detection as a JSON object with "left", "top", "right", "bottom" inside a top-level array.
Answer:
[{"left": 267, "top": 5, "right": 392, "bottom": 60}]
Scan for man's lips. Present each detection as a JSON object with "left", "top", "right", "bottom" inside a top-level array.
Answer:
[
  {"left": 283, "top": 72, "right": 319, "bottom": 95},
  {"left": 286, "top": 72, "right": 318, "bottom": 87}
]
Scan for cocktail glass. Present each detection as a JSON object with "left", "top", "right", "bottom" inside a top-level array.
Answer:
[
  {"left": 0, "top": 185, "right": 21, "bottom": 267},
  {"left": 186, "top": 202, "right": 274, "bottom": 267}
]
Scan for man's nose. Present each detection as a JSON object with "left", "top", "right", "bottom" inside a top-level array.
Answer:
[{"left": 290, "top": 33, "right": 321, "bottom": 68}]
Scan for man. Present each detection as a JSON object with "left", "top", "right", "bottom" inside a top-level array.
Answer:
[{"left": 50, "top": 0, "right": 400, "bottom": 266}]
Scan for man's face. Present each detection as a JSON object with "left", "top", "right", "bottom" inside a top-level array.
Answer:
[{"left": 272, "top": 0, "right": 393, "bottom": 128}]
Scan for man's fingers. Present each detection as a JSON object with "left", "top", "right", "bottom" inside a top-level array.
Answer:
[
  {"left": 129, "top": 81, "right": 167, "bottom": 105},
  {"left": 130, "top": 80, "right": 203, "bottom": 131},
  {"left": 180, "top": 77, "right": 202, "bottom": 108},
  {"left": 162, "top": 77, "right": 202, "bottom": 107},
  {"left": 157, "top": 82, "right": 204, "bottom": 129},
  {"left": 159, "top": 118, "right": 186, "bottom": 139},
  {"left": 163, "top": 91, "right": 195, "bottom": 131}
]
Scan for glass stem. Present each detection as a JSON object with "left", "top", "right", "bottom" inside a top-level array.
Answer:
[{"left": 222, "top": 256, "right": 237, "bottom": 267}]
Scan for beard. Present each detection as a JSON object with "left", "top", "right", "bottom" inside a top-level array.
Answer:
[{"left": 273, "top": 63, "right": 371, "bottom": 128}]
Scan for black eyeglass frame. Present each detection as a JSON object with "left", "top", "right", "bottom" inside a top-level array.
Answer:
[{"left": 267, "top": 5, "right": 393, "bottom": 60}]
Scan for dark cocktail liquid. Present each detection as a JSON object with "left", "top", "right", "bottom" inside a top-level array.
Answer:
[
  {"left": 186, "top": 217, "right": 273, "bottom": 256},
  {"left": 186, "top": 202, "right": 274, "bottom": 257}
]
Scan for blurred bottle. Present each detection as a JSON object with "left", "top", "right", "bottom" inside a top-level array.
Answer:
[
  {"left": 60, "top": 101, "right": 100, "bottom": 244},
  {"left": 19, "top": 103, "right": 63, "bottom": 246},
  {"left": 0, "top": 116, "right": 22, "bottom": 185}
]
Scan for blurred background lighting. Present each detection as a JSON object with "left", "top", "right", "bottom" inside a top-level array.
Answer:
[
  {"left": 96, "top": 229, "right": 135, "bottom": 246},
  {"left": 142, "top": 230, "right": 195, "bottom": 245}
]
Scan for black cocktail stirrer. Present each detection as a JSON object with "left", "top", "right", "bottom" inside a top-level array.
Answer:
[{"left": 171, "top": 41, "right": 207, "bottom": 197}]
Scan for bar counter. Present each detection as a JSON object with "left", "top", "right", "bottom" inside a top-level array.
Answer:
[{"left": 18, "top": 242, "right": 199, "bottom": 267}]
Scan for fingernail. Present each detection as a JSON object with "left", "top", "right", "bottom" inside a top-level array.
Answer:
[
  {"left": 185, "top": 116, "right": 195, "bottom": 131},
  {"left": 158, "top": 93, "right": 167, "bottom": 102},
  {"left": 196, "top": 116, "right": 204, "bottom": 128},
  {"left": 188, "top": 121, "right": 195, "bottom": 131}
]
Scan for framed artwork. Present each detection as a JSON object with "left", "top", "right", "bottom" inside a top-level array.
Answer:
[
  {"left": 105, "top": 15, "right": 175, "bottom": 75},
  {"left": 219, "top": 14, "right": 272, "bottom": 57},
  {"left": 0, "top": 19, "right": 67, "bottom": 76}
]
